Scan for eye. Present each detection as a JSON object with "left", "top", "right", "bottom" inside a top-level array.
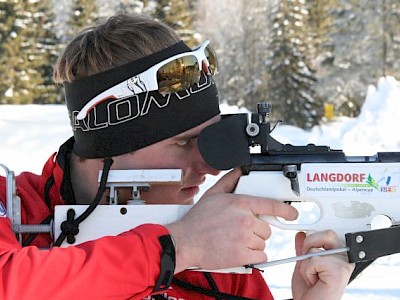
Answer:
[{"left": 176, "top": 139, "right": 189, "bottom": 147}]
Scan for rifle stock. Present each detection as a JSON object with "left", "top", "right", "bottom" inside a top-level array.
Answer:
[{"left": 198, "top": 103, "right": 400, "bottom": 260}]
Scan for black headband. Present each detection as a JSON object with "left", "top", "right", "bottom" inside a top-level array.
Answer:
[{"left": 64, "top": 41, "right": 220, "bottom": 158}]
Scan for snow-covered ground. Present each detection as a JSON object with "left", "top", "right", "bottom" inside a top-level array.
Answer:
[{"left": 1, "top": 76, "right": 399, "bottom": 299}]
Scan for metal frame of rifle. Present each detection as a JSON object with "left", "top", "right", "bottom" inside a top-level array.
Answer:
[
  {"left": 0, "top": 165, "right": 185, "bottom": 246},
  {"left": 198, "top": 102, "right": 400, "bottom": 268},
  {"left": 102, "top": 169, "right": 183, "bottom": 205},
  {"left": 250, "top": 103, "right": 400, "bottom": 264},
  {"left": 0, "top": 164, "right": 52, "bottom": 243}
]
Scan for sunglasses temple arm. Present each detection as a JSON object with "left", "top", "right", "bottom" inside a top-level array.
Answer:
[{"left": 76, "top": 80, "right": 142, "bottom": 120}]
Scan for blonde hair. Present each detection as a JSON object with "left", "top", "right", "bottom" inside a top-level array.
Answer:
[{"left": 53, "top": 14, "right": 180, "bottom": 83}]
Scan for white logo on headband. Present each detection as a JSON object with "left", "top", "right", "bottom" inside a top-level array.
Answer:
[{"left": 71, "top": 73, "right": 214, "bottom": 132}]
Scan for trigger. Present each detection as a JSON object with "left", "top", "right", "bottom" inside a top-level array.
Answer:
[{"left": 283, "top": 165, "right": 300, "bottom": 196}]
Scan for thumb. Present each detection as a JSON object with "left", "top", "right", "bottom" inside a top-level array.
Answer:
[
  {"left": 293, "top": 231, "right": 307, "bottom": 275},
  {"left": 295, "top": 231, "right": 306, "bottom": 256},
  {"left": 202, "top": 168, "right": 242, "bottom": 197}
]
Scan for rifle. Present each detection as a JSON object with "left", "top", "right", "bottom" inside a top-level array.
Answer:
[
  {"left": 197, "top": 102, "right": 400, "bottom": 274},
  {"left": 2, "top": 102, "right": 400, "bottom": 275}
]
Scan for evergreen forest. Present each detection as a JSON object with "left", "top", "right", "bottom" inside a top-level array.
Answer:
[{"left": 0, "top": 0, "right": 399, "bottom": 129}]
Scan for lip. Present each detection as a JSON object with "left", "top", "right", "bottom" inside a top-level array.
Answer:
[
  {"left": 180, "top": 176, "right": 206, "bottom": 197},
  {"left": 180, "top": 185, "right": 200, "bottom": 198}
]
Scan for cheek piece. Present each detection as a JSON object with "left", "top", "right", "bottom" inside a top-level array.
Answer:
[{"left": 64, "top": 41, "right": 220, "bottom": 159}]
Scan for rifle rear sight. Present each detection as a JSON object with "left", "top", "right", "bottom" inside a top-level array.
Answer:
[{"left": 256, "top": 102, "right": 272, "bottom": 124}]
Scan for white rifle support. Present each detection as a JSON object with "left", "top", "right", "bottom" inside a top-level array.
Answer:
[{"left": 53, "top": 169, "right": 252, "bottom": 274}]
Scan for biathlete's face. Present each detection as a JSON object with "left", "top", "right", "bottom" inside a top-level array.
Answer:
[{"left": 110, "top": 115, "right": 221, "bottom": 204}]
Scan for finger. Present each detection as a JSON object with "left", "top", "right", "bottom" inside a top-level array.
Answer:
[
  {"left": 302, "top": 230, "right": 344, "bottom": 254},
  {"left": 245, "top": 249, "right": 268, "bottom": 265},
  {"left": 253, "top": 218, "right": 271, "bottom": 240},
  {"left": 248, "top": 196, "right": 298, "bottom": 221},
  {"left": 293, "top": 232, "right": 307, "bottom": 279},
  {"left": 247, "top": 234, "right": 266, "bottom": 251},
  {"left": 299, "top": 253, "right": 354, "bottom": 288},
  {"left": 299, "top": 257, "right": 320, "bottom": 286},
  {"left": 202, "top": 168, "right": 242, "bottom": 197}
]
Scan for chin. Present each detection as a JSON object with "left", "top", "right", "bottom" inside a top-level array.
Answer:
[
  {"left": 142, "top": 194, "right": 193, "bottom": 205},
  {"left": 179, "top": 197, "right": 194, "bottom": 205},
  {"left": 140, "top": 186, "right": 198, "bottom": 205}
]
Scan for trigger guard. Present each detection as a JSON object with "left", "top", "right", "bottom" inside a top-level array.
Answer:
[{"left": 259, "top": 214, "right": 315, "bottom": 232}]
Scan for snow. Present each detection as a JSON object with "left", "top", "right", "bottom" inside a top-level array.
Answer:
[{"left": 0, "top": 76, "right": 400, "bottom": 299}]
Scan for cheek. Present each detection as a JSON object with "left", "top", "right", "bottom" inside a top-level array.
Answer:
[
  {"left": 141, "top": 155, "right": 189, "bottom": 170},
  {"left": 119, "top": 188, "right": 132, "bottom": 198},
  {"left": 112, "top": 144, "right": 195, "bottom": 171},
  {"left": 113, "top": 155, "right": 166, "bottom": 169},
  {"left": 141, "top": 184, "right": 181, "bottom": 204}
]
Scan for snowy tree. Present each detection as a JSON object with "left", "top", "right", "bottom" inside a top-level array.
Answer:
[
  {"left": 0, "top": 0, "right": 16, "bottom": 103},
  {"left": 306, "top": 0, "right": 336, "bottom": 67},
  {"left": 34, "top": 0, "right": 63, "bottom": 103},
  {"left": 152, "top": 0, "right": 198, "bottom": 47},
  {"left": 195, "top": 0, "right": 246, "bottom": 105},
  {"left": 316, "top": 0, "right": 388, "bottom": 117},
  {"left": 97, "top": 0, "right": 199, "bottom": 46},
  {"left": 383, "top": 0, "right": 400, "bottom": 79},
  {"left": 68, "top": 0, "right": 98, "bottom": 38},
  {"left": 197, "top": 0, "right": 400, "bottom": 125},
  {"left": 196, "top": 0, "right": 272, "bottom": 110},
  {"left": 266, "top": 0, "right": 322, "bottom": 129},
  {"left": 97, "top": 0, "right": 159, "bottom": 17},
  {"left": 0, "top": 0, "right": 60, "bottom": 104},
  {"left": 234, "top": 0, "right": 272, "bottom": 110},
  {"left": 1, "top": 0, "right": 398, "bottom": 117},
  {"left": 114, "top": 0, "right": 146, "bottom": 15}
]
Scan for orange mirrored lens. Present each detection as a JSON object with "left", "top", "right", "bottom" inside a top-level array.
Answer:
[{"left": 157, "top": 55, "right": 200, "bottom": 95}]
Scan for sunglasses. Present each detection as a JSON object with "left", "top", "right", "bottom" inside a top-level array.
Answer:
[{"left": 77, "top": 40, "right": 218, "bottom": 120}]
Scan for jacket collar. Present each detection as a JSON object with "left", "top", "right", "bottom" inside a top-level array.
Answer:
[{"left": 41, "top": 137, "right": 77, "bottom": 210}]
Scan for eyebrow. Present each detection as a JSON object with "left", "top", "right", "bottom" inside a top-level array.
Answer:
[{"left": 172, "top": 132, "right": 199, "bottom": 141}]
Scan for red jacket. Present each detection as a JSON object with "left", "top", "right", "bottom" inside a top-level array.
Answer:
[{"left": 0, "top": 138, "right": 274, "bottom": 299}]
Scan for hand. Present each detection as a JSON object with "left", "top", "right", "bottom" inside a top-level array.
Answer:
[
  {"left": 166, "top": 168, "right": 298, "bottom": 273},
  {"left": 291, "top": 230, "right": 355, "bottom": 300}
]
